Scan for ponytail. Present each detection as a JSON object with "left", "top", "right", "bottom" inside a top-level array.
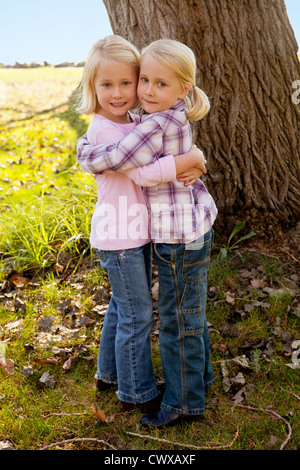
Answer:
[{"left": 185, "top": 86, "right": 210, "bottom": 121}]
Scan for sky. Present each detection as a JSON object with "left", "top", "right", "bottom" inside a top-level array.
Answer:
[{"left": 0, "top": 0, "right": 299, "bottom": 65}]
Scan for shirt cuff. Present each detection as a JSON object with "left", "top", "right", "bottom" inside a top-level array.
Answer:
[{"left": 159, "top": 154, "right": 177, "bottom": 183}]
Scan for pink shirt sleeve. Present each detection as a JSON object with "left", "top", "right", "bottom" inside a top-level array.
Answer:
[{"left": 121, "top": 156, "right": 176, "bottom": 187}]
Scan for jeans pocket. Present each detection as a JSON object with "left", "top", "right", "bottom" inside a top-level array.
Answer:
[
  {"left": 182, "top": 232, "right": 212, "bottom": 283},
  {"left": 179, "top": 283, "right": 204, "bottom": 335},
  {"left": 153, "top": 243, "right": 173, "bottom": 265}
]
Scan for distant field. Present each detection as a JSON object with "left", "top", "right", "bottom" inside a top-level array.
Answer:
[
  {"left": 0, "top": 67, "right": 84, "bottom": 124},
  {"left": 0, "top": 66, "right": 91, "bottom": 197}
]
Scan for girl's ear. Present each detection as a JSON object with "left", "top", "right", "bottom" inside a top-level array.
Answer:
[{"left": 178, "top": 83, "right": 191, "bottom": 100}]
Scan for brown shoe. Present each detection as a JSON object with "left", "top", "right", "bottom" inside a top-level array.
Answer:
[
  {"left": 96, "top": 379, "right": 117, "bottom": 391},
  {"left": 121, "top": 393, "right": 162, "bottom": 413}
]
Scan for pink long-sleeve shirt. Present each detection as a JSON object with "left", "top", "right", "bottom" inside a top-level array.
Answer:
[{"left": 87, "top": 113, "right": 176, "bottom": 250}]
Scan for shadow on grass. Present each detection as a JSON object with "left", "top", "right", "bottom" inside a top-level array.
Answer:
[
  {"left": 55, "top": 103, "right": 88, "bottom": 139},
  {"left": 2, "top": 102, "right": 67, "bottom": 126},
  {"left": 3, "top": 87, "right": 88, "bottom": 140},
  {"left": 54, "top": 87, "right": 89, "bottom": 139}
]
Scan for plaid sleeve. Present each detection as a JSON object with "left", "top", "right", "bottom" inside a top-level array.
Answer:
[{"left": 76, "top": 118, "right": 163, "bottom": 174}]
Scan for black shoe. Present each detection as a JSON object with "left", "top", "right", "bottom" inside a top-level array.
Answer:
[{"left": 140, "top": 409, "right": 182, "bottom": 428}]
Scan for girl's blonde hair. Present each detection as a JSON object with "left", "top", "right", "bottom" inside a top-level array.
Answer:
[
  {"left": 76, "top": 35, "right": 140, "bottom": 115},
  {"left": 141, "top": 39, "right": 210, "bottom": 121}
]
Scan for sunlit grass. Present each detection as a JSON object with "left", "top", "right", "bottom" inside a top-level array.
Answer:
[
  {"left": 0, "top": 180, "right": 96, "bottom": 273},
  {"left": 0, "top": 67, "right": 94, "bottom": 275}
]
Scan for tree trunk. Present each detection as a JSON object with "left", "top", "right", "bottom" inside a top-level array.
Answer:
[{"left": 103, "top": 0, "right": 300, "bottom": 237}]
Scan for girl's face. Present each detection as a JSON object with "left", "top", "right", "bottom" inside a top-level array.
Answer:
[
  {"left": 94, "top": 59, "right": 138, "bottom": 124},
  {"left": 137, "top": 54, "right": 190, "bottom": 114}
]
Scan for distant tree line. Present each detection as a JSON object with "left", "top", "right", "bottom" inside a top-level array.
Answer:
[{"left": 0, "top": 61, "right": 85, "bottom": 69}]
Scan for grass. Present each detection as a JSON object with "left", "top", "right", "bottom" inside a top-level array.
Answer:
[{"left": 0, "top": 67, "right": 299, "bottom": 451}]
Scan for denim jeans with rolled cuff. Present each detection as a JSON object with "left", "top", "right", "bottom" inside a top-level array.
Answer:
[
  {"left": 95, "top": 242, "right": 158, "bottom": 404},
  {"left": 153, "top": 229, "right": 214, "bottom": 415}
]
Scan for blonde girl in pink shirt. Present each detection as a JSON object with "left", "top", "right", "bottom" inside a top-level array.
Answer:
[{"left": 76, "top": 35, "right": 206, "bottom": 413}]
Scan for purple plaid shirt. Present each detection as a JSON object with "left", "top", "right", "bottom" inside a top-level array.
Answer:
[{"left": 77, "top": 100, "right": 217, "bottom": 243}]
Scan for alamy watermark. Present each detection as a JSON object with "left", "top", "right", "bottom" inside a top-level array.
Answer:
[
  {"left": 292, "top": 80, "right": 300, "bottom": 104},
  {"left": 92, "top": 197, "right": 206, "bottom": 241}
]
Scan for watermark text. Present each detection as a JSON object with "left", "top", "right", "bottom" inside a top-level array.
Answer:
[{"left": 93, "top": 197, "right": 206, "bottom": 241}]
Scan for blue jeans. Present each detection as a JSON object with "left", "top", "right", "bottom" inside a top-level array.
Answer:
[
  {"left": 153, "top": 229, "right": 214, "bottom": 415},
  {"left": 95, "top": 243, "right": 158, "bottom": 404}
]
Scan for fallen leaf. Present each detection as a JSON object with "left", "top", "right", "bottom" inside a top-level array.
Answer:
[
  {"left": 239, "top": 337, "right": 268, "bottom": 354},
  {"left": 0, "top": 358, "right": 15, "bottom": 375},
  {"left": 92, "top": 305, "right": 108, "bottom": 316},
  {"left": 262, "top": 286, "right": 274, "bottom": 295},
  {"left": 33, "top": 357, "right": 61, "bottom": 365},
  {"left": 220, "top": 355, "right": 251, "bottom": 379},
  {"left": 231, "top": 372, "right": 246, "bottom": 387},
  {"left": 8, "top": 273, "right": 30, "bottom": 288},
  {"left": 219, "top": 320, "right": 240, "bottom": 338},
  {"left": 269, "top": 287, "right": 293, "bottom": 298},
  {"left": 81, "top": 356, "right": 95, "bottom": 363},
  {"left": 14, "top": 297, "right": 26, "bottom": 312},
  {"left": 256, "top": 264, "right": 265, "bottom": 272},
  {"left": 151, "top": 281, "right": 159, "bottom": 301},
  {"left": 239, "top": 270, "right": 253, "bottom": 278},
  {"left": 222, "top": 371, "right": 245, "bottom": 393},
  {"left": 37, "top": 316, "right": 55, "bottom": 332},
  {"left": 39, "top": 372, "right": 56, "bottom": 388},
  {"left": 75, "top": 316, "right": 95, "bottom": 328},
  {"left": 225, "top": 292, "right": 235, "bottom": 304},
  {"left": 265, "top": 341, "right": 275, "bottom": 356},
  {"left": 222, "top": 377, "right": 231, "bottom": 393},
  {"left": 213, "top": 343, "right": 228, "bottom": 353},
  {"left": 53, "top": 263, "right": 65, "bottom": 273},
  {"left": 91, "top": 404, "right": 107, "bottom": 422},
  {"left": 244, "top": 303, "right": 255, "bottom": 313},
  {"left": 243, "top": 300, "right": 265, "bottom": 313},
  {"left": 5, "top": 319, "right": 23, "bottom": 331},
  {"left": 232, "top": 388, "right": 245, "bottom": 404},
  {"left": 266, "top": 435, "right": 278, "bottom": 450},
  {"left": 250, "top": 277, "right": 266, "bottom": 289},
  {"left": 0, "top": 440, "right": 15, "bottom": 450},
  {"left": 21, "top": 366, "right": 35, "bottom": 377},
  {"left": 272, "top": 317, "right": 282, "bottom": 336},
  {"left": 62, "top": 356, "right": 73, "bottom": 371}
]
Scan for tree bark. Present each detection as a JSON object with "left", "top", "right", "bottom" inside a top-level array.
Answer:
[{"left": 103, "top": 0, "right": 300, "bottom": 237}]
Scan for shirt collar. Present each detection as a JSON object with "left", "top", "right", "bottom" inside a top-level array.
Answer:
[
  {"left": 171, "top": 99, "right": 186, "bottom": 111},
  {"left": 141, "top": 99, "right": 186, "bottom": 118}
]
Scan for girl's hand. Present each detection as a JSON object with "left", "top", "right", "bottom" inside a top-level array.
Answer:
[
  {"left": 177, "top": 167, "right": 203, "bottom": 186},
  {"left": 174, "top": 145, "right": 207, "bottom": 176},
  {"left": 190, "top": 145, "right": 207, "bottom": 174}
]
